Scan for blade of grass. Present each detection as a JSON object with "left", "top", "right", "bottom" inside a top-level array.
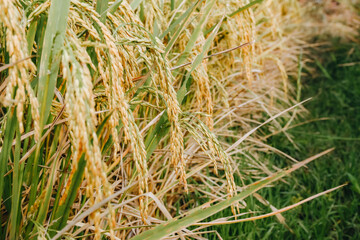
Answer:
[
  {"left": 160, "top": 0, "right": 202, "bottom": 40},
  {"left": 28, "top": 106, "right": 65, "bottom": 210},
  {"left": 36, "top": 127, "right": 63, "bottom": 224},
  {"left": 0, "top": 109, "right": 17, "bottom": 213},
  {"left": 175, "top": 0, "right": 216, "bottom": 66},
  {"left": 164, "top": 0, "right": 203, "bottom": 55},
  {"left": 51, "top": 150, "right": 72, "bottom": 217},
  {"left": 228, "top": 0, "right": 264, "bottom": 18},
  {"left": 171, "top": 0, "right": 175, "bottom": 11},
  {"left": 50, "top": 154, "right": 86, "bottom": 234},
  {"left": 130, "top": 0, "right": 145, "bottom": 10},
  {"left": 9, "top": 121, "right": 21, "bottom": 240},
  {"left": 37, "top": 0, "right": 70, "bottom": 129},
  {"left": 101, "top": 0, "right": 123, "bottom": 17},
  {"left": 96, "top": 0, "right": 109, "bottom": 23},
  {"left": 315, "top": 59, "right": 333, "bottom": 80},
  {"left": 25, "top": 8, "right": 63, "bottom": 221},
  {"left": 26, "top": 20, "right": 38, "bottom": 55},
  {"left": 177, "top": 18, "right": 223, "bottom": 103}
]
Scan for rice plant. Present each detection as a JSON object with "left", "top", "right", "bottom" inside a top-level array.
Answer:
[{"left": 0, "top": 0, "right": 353, "bottom": 239}]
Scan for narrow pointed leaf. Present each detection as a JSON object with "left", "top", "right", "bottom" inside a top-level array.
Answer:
[{"left": 37, "top": 0, "right": 70, "bottom": 129}]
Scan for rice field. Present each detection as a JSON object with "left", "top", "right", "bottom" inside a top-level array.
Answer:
[{"left": 0, "top": 0, "right": 358, "bottom": 239}]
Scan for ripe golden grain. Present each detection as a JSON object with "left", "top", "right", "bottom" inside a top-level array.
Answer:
[{"left": 0, "top": 0, "right": 40, "bottom": 140}]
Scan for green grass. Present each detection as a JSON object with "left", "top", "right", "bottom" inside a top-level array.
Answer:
[{"left": 203, "top": 40, "right": 360, "bottom": 239}]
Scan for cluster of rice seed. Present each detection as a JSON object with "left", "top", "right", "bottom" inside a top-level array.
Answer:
[
  {"left": 152, "top": 52, "right": 186, "bottom": 188},
  {"left": 181, "top": 115, "right": 236, "bottom": 197},
  {"left": 70, "top": 0, "right": 149, "bottom": 219},
  {"left": 188, "top": 35, "right": 214, "bottom": 130},
  {"left": 139, "top": 0, "right": 167, "bottom": 33},
  {"left": 111, "top": 3, "right": 187, "bottom": 190},
  {"left": 61, "top": 38, "right": 115, "bottom": 239},
  {"left": 138, "top": 0, "right": 235, "bottom": 195},
  {"left": 175, "top": 29, "right": 214, "bottom": 130},
  {"left": 0, "top": 0, "right": 40, "bottom": 141},
  {"left": 208, "top": 0, "right": 256, "bottom": 87}
]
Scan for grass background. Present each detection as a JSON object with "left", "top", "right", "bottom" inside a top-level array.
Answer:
[{"left": 203, "top": 39, "right": 360, "bottom": 239}]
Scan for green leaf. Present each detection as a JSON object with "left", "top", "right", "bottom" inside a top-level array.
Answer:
[
  {"left": 36, "top": 127, "right": 62, "bottom": 224},
  {"left": 160, "top": 0, "right": 202, "bottom": 40},
  {"left": 347, "top": 173, "right": 360, "bottom": 194},
  {"left": 37, "top": 0, "right": 71, "bottom": 130},
  {"left": 130, "top": 0, "right": 144, "bottom": 10},
  {"left": 51, "top": 151, "right": 72, "bottom": 216},
  {"left": 164, "top": 0, "right": 203, "bottom": 55},
  {"left": 26, "top": 20, "right": 38, "bottom": 55},
  {"left": 228, "top": 0, "right": 264, "bottom": 18},
  {"left": 316, "top": 59, "right": 333, "bottom": 80},
  {"left": 9, "top": 120, "right": 21, "bottom": 240},
  {"left": 144, "top": 113, "right": 170, "bottom": 159},
  {"left": 106, "top": 0, "right": 124, "bottom": 16},
  {"left": 170, "top": 0, "right": 175, "bottom": 11},
  {"left": 177, "top": 18, "right": 223, "bottom": 104},
  {"left": 28, "top": 0, "right": 71, "bottom": 218},
  {"left": 175, "top": 0, "right": 216, "bottom": 66},
  {"left": 96, "top": 0, "right": 110, "bottom": 23},
  {"left": 0, "top": 109, "right": 17, "bottom": 213},
  {"left": 50, "top": 154, "right": 86, "bottom": 234}
]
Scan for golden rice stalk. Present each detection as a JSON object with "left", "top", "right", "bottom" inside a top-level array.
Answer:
[
  {"left": 208, "top": 0, "right": 257, "bottom": 87},
  {"left": 138, "top": 0, "right": 167, "bottom": 33},
  {"left": 182, "top": 115, "right": 236, "bottom": 197},
  {"left": 153, "top": 52, "right": 186, "bottom": 188},
  {"left": 61, "top": 38, "right": 115, "bottom": 239},
  {"left": 175, "top": 31, "right": 214, "bottom": 130},
  {"left": 0, "top": 0, "right": 40, "bottom": 140},
  {"left": 192, "top": 63, "right": 214, "bottom": 130},
  {"left": 189, "top": 35, "right": 214, "bottom": 130},
  {"left": 110, "top": 1, "right": 186, "bottom": 190},
  {"left": 70, "top": 0, "right": 149, "bottom": 220}
]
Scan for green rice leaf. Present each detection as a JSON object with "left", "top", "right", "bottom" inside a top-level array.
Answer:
[
  {"left": 37, "top": 0, "right": 70, "bottom": 129},
  {"left": 36, "top": 128, "right": 62, "bottom": 224},
  {"left": 177, "top": 18, "right": 223, "bottom": 104},
  {"left": 164, "top": 0, "right": 203, "bottom": 54},
  {"left": 160, "top": 0, "right": 202, "bottom": 40},
  {"left": 9, "top": 120, "right": 21, "bottom": 240},
  {"left": 130, "top": 0, "right": 144, "bottom": 10},
  {"left": 107, "top": 0, "right": 124, "bottom": 15},
  {"left": 96, "top": 0, "right": 109, "bottom": 22},
  {"left": 175, "top": 0, "right": 215, "bottom": 65},
  {"left": 0, "top": 109, "right": 17, "bottom": 213},
  {"left": 228, "top": 0, "right": 264, "bottom": 18},
  {"left": 50, "top": 154, "right": 86, "bottom": 234},
  {"left": 26, "top": 20, "right": 38, "bottom": 55}
]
